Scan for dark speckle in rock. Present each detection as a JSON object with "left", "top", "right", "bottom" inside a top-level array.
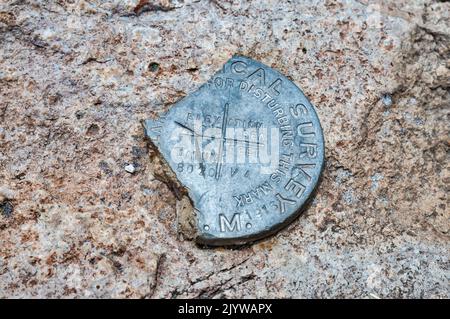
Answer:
[
  {"left": 148, "top": 62, "right": 160, "bottom": 72},
  {"left": 0, "top": 201, "right": 13, "bottom": 218},
  {"left": 75, "top": 111, "right": 85, "bottom": 120},
  {"left": 99, "top": 161, "right": 113, "bottom": 176},
  {"left": 382, "top": 93, "right": 393, "bottom": 107},
  {"left": 86, "top": 123, "right": 100, "bottom": 136},
  {"left": 132, "top": 146, "right": 146, "bottom": 159}
]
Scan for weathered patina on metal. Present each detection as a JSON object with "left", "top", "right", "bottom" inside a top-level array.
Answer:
[{"left": 144, "top": 56, "right": 325, "bottom": 245}]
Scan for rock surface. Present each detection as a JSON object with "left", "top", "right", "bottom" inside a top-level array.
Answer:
[{"left": 0, "top": 0, "right": 448, "bottom": 298}]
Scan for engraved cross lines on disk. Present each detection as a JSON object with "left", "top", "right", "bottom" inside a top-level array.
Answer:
[{"left": 174, "top": 102, "right": 262, "bottom": 180}]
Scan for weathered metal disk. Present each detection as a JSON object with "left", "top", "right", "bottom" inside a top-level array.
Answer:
[{"left": 144, "top": 55, "right": 324, "bottom": 246}]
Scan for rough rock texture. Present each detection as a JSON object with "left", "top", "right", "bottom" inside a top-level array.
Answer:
[{"left": 0, "top": 0, "right": 448, "bottom": 298}]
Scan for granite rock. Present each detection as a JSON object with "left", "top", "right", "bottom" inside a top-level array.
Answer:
[{"left": 0, "top": 0, "right": 448, "bottom": 298}]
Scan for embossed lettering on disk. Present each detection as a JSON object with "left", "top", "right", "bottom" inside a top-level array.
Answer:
[{"left": 144, "top": 55, "right": 325, "bottom": 245}]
